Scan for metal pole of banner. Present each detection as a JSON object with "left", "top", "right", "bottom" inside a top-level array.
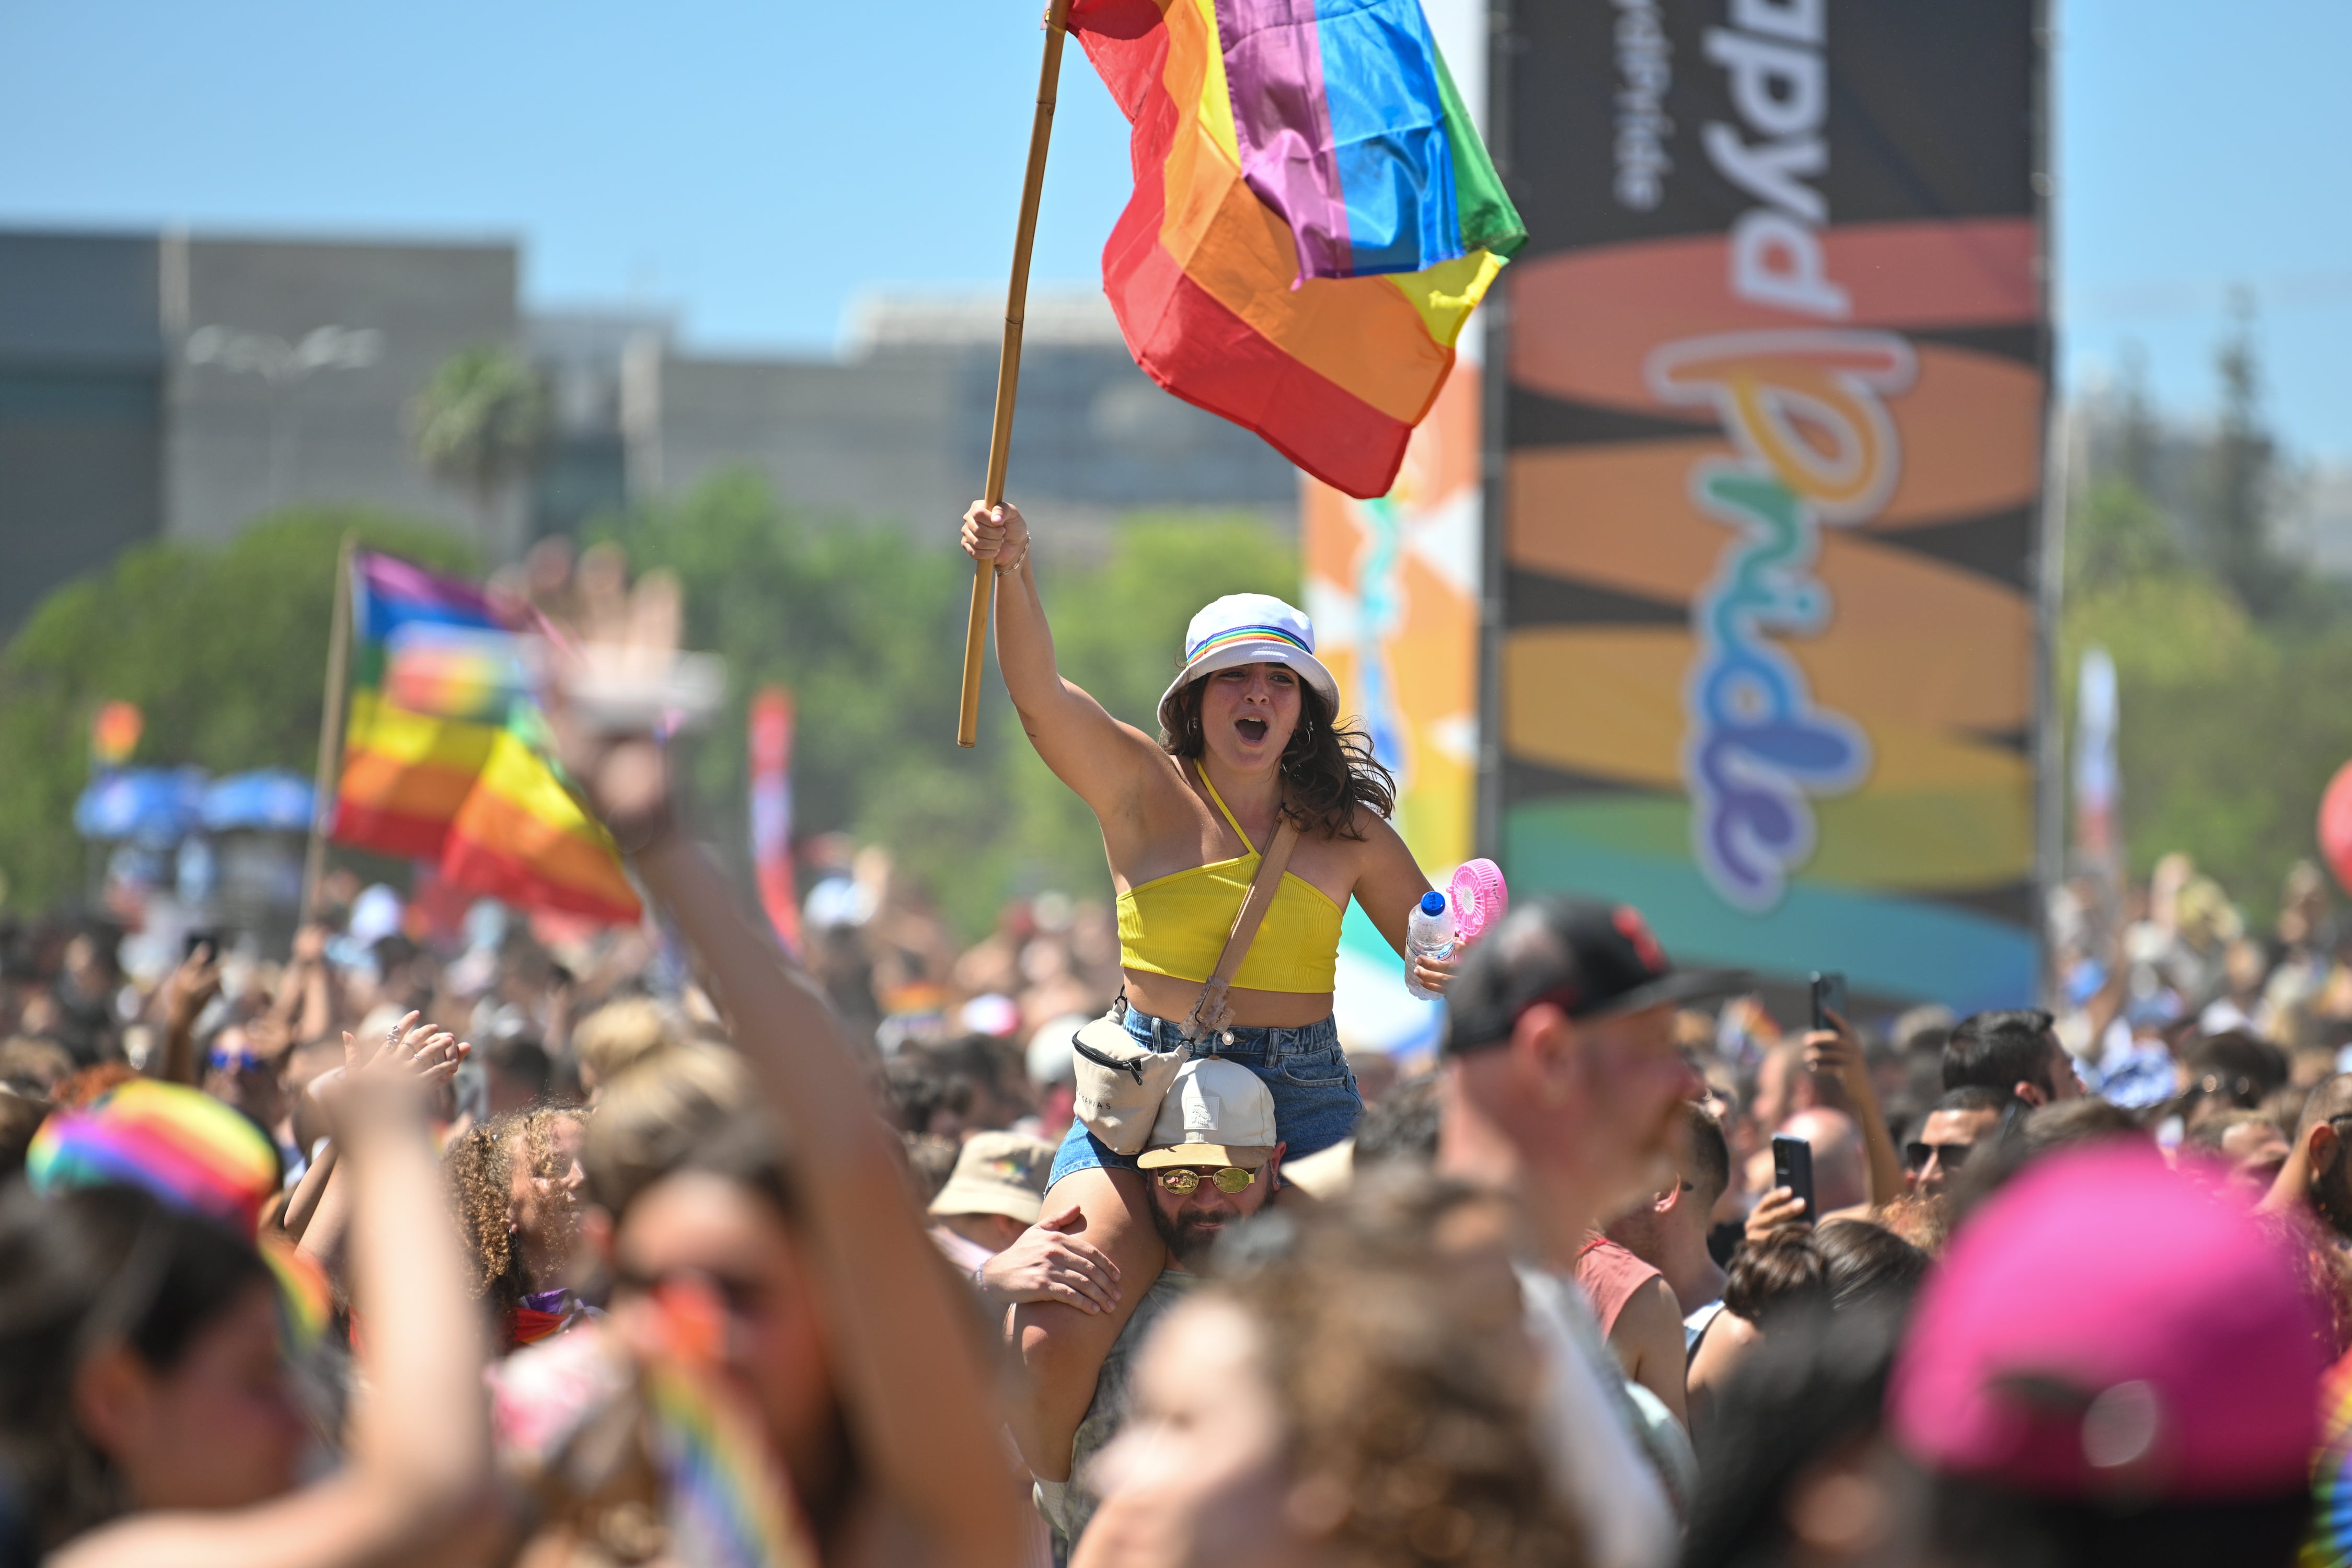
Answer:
[
  {"left": 957, "top": 0, "right": 1075, "bottom": 748},
  {"left": 300, "top": 532, "right": 358, "bottom": 918},
  {"left": 2029, "top": 0, "right": 2064, "bottom": 1004}
]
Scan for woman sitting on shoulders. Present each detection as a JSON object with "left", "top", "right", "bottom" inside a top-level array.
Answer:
[{"left": 960, "top": 498, "right": 1464, "bottom": 1482}]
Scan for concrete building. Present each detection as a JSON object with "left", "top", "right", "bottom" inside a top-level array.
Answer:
[
  {"left": 0, "top": 227, "right": 523, "bottom": 633},
  {"left": 163, "top": 233, "right": 522, "bottom": 551},
  {"left": 636, "top": 292, "right": 1297, "bottom": 538},
  {"left": 0, "top": 227, "right": 1298, "bottom": 640},
  {"left": 0, "top": 233, "right": 166, "bottom": 635}
]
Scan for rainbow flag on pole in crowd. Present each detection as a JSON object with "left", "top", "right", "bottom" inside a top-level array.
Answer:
[
  {"left": 1067, "top": 0, "right": 1521, "bottom": 500},
  {"left": 330, "top": 551, "right": 641, "bottom": 925},
  {"left": 748, "top": 687, "right": 802, "bottom": 957}
]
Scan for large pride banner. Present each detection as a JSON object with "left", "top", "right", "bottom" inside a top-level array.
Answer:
[{"left": 1495, "top": 0, "right": 2048, "bottom": 1011}]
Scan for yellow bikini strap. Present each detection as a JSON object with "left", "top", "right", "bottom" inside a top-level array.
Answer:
[{"left": 1193, "top": 762, "right": 1260, "bottom": 856}]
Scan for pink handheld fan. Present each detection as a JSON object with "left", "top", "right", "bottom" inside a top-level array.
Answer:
[{"left": 1447, "top": 859, "right": 1509, "bottom": 943}]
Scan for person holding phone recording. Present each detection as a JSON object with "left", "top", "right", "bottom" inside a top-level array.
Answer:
[{"left": 1744, "top": 974, "right": 1905, "bottom": 1242}]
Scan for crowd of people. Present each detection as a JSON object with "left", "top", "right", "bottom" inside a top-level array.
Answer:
[{"left": 0, "top": 526, "right": 2347, "bottom": 1568}]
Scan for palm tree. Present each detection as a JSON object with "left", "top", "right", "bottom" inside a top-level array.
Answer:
[{"left": 409, "top": 345, "right": 550, "bottom": 560}]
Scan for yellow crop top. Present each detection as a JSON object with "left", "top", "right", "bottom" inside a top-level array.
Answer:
[{"left": 1115, "top": 766, "right": 1344, "bottom": 994}]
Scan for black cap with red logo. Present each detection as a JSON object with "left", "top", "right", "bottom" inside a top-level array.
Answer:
[{"left": 1442, "top": 896, "right": 1750, "bottom": 1054}]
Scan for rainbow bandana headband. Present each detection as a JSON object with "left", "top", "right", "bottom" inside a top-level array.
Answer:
[
  {"left": 27, "top": 1079, "right": 281, "bottom": 1239},
  {"left": 1160, "top": 593, "right": 1340, "bottom": 714}
]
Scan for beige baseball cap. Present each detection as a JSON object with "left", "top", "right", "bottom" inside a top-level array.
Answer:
[
  {"left": 1136, "top": 1058, "right": 1279, "bottom": 1170},
  {"left": 926, "top": 1131, "right": 1055, "bottom": 1224}
]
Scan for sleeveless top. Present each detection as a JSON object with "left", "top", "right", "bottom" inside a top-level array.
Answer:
[
  {"left": 1576, "top": 1236, "right": 1665, "bottom": 1340},
  {"left": 1114, "top": 765, "right": 1344, "bottom": 995}
]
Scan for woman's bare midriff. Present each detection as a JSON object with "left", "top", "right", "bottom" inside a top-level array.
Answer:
[{"left": 1121, "top": 969, "right": 1335, "bottom": 1030}]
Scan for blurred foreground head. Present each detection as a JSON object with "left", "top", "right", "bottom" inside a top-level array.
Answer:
[
  {"left": 0, "top": 1184, "right": 292, "bottom": 1553},
  {"left": 581, "top": 1044, "right": 865, "bottom": 1527},
  {"left": 1076, "top": 1171, "right": 1577, "bottom": 1568},
  {"left": 1890, "top": 1143, "right": 2327, "bottom": 1566},
  {"left": 571, "top": 996, "right": 681, "bottom": 1102}
]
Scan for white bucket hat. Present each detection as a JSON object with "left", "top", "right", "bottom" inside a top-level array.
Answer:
[{"left": 1157, "top": 593, "right": 1341, "bottom": 717}]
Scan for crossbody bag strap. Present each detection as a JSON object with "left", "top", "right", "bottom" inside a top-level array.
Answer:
[{"left": 1183, "top": 812, "right": 1302, "bottom": 1040}]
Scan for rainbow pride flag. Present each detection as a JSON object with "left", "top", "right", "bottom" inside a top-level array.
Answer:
[
  {"left": 1068, "top": 0, "right": 1521, "bottom": 499},
  {"left": 331, "top": 552, "right": 642, "bottom": 925}
]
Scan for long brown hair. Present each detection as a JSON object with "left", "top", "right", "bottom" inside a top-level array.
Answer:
[{"left": 1157, "top": 674, "right": 1396, "bottom": 840}]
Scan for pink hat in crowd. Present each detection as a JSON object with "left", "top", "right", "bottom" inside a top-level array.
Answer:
[{"left": 1889, "top": 1143, "right": 2329, "bottom": 1502}]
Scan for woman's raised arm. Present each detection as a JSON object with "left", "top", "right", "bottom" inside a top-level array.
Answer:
[
  {"left": 56, "top": 1030, "right": 493, "bottom": 1568},
  {"left": 549, "top": 558, "right": 1029, "bottom": 1568},
  {"left": 962, "top": 500, "right": 1163, "bottom": 818}
]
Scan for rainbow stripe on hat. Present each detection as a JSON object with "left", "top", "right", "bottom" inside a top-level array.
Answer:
[
  {"left": 1162, "top": 593, "right": 1340, "bottom": 715},
  {"left": 1185, "top": 624, "right": 1315, "bottom": 663},
  {"left": 27, "top": 1080, "right": 280, "bottom": 1239}
]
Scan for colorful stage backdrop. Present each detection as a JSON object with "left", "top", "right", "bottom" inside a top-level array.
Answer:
[{"left": 1494, "top": 0, "right": 2049, "bottom": 1011}]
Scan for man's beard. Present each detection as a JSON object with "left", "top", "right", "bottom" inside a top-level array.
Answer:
[{"left": 1150, "top": 1200, "right": 1231, "bottom": 1270}]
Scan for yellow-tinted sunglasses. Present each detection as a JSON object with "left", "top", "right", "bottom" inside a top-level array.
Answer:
[{"left": 1152, "top": 1166, "right": 1257, "bottom": 1195}]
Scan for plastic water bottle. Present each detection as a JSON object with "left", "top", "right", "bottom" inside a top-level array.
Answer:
[{"left": 1406, "top": 890, "right": 1456, "bottom": 1000}]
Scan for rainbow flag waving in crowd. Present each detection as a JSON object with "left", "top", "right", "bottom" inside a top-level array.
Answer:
[
  {"left": 331, "top": 552, "right": 641, "bottom": 925},
  {"left": 1069, "top": 0, "right": 1521, "bottom": 499}
]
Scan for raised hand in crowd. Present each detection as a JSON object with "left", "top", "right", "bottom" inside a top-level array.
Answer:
[
  {"left": 155, "top": 938, "right": 223, "bottom": 1087},
  {"left": 286, "top": 1013, "right": 468, "bottom": 1258},
  {"left": 1743, "top": 1182, "right": 1812, "bottom": 1246},
  {"left": 1799, "top": 1009, "right": 1905, "bottom": 1212},
  {"left": 535, "top": 542, "right": 1029, "bottom": 1568},
  {"left": 37, "top": 1007, "right": 492, "bottom": 1568},
  {"left": 268, "top": 924, "right": 340, "bottom": 1046}
]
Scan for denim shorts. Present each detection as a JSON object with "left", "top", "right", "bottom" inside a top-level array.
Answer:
[{"left": 1047, "top": 1006, "right": 1361, "bottom": 1189}]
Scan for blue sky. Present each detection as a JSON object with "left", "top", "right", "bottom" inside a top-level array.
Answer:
[{"left": 4, "top": 0, "right": 2349, "bottom": 458}]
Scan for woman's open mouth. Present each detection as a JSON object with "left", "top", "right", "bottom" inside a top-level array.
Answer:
[{"left": 1236, "top": 716, "right": 1269, "bottom": 743}]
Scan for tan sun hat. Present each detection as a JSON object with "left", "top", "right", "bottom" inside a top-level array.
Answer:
[
  {"left": 1135, "top": 1057, "right": 1279, "bottom": 1170},
  {"left": 927, "top": 1130, "right": 1056, "bottom": 1224}
]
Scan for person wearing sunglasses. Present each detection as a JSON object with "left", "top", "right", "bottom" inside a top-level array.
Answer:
[
  {"left": 1029, "top": 1056, "right": 1286, "bottom": 1556},
  {"left": 1904, "top": 1085, "right": 2009, "bottom": 1196}
]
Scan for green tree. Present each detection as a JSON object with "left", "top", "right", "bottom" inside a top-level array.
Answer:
[
  {"left": 2195, "top": 292, "right": 2294, "bottom": 617},
  {"left": 2114, "top": 341, "right": 2160, "bottom": 497},
  {"left": 410, "top": 345, "right": 549, "bottom": 552},
  {"left": 0, "top": 509, "right": 474, "bottom": 911},
  {"left": 2059, "top": 473, "right": 2352, "bottom": 923},
  {"left": 2056, "top": 305, "right": 2352, "bottom": 921},
  {"left": 602, "top": 476, "right": 1297, "bottom": 936},
  {"left": 2065, "top": 476, "right": 2185, "bottom": 600}
]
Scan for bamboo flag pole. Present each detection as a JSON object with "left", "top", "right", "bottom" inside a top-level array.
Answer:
[
  {"left": 958, "top": 0, "right": 1074, "bottom": 747},
  {"left": 299, "top": 532, "right": 358, "bottom": 917}
]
